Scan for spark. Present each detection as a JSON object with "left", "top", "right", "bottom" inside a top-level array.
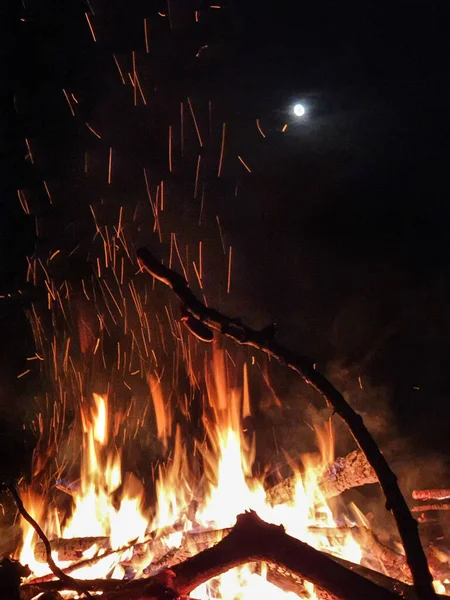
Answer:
[
  {"left": 144, "top": 18, "right": 150, "bottom": 53},
  {"left": 82, "top": 277, "right": 91, "bottom": 301},
  {"left": 180, "top": 102, "right": 184, "bottom": 157},
  {"left": 117, "top": 206, "right": 124, "bottom": 239},
  {"left": 282, "top": 123, "right": 288, "bottom": 132},
  {"left": 256, "top": 118, "right": 266, "bottom": 138},
  {"left": 160, "top": 180, "right": 165, "bottom": 211},
  {"left": 194, "top": 154, "right": 201, "bottom": 198},
  {"left": 86, "top": 123, "right": 102, "bottom": 139},
  {"left": 198, "top": 183, "right": 205, "bottom": 226},
  {"left": 132, "top": 51, "right": 137, "bottom": 106},
  {"left": 43, "top": 180, "right": 52, "bottom": 203},
  {"left": 193, "top": 261, "right": 203, "bottom": 289},
  {"left": 187, "top": 97, "right": 203, "bottom": 147},
  {"left": 196, "top": 45, "right": 209, "bottom": 58},
  {"left": 216, "top": 215, "right": 226, "bottom": 254},
  {"left": 113, "top": 54, "right": 126, "bottom": 84},
  {"left": 218, "top": 122, "right": 226, "bottom": 177},
  {"left": 17, "top": 190, "right": 30, "bottom": 215},
  {"left": 227, "top": 246, "right": 233, "bottom": 293},
  {"left": 85, "top": 12, "right": 97, "bottom": 41},
  {"left": 62, "top": 89, "right": 75, "bottom": 116},
  {"left": 63, "top": 338, "right": 71, "bottom": 372},
  {"left": 168, "top": 126, "right": 173, "bottom": 172},
  {"left": 169, "top": 232, "right": 175, "bottom": 269},
  {"left": 237, "top": 155, "right": 252, "bottom": 173},
  {"left": 49, "top": 250, "right": 60, "bottom": 261},
  {"left": 172, "top": 233, "right": 189, "bottom": 281},
  {"left": 120, "top": 257, "right": 125, "bottom": 285},
  {"left": 143, "top": 168, "right": 155, "bottom": 214},
  {"left": 108, "top": 147, "right": 113, "bottom": 184},
  {"left": 136, "top": 72, "right": 147, "bottom": 105},
  {"left": 102, "top": 279, "right": 124, "bottom": 317},
  {"left": 24, "top": 138, "right": 34, "bottom": 163},
  {"left": 17, "top": 369, "right": 31, "bottom": 379}
]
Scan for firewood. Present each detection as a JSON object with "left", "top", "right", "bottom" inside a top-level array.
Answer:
[
  {"left": 22, "top": 511, "right": 407, "bottom": 600},
  {"left": 34, "top": 536, "right": 110, "bottom": 562},
  {"left": 306, "top": 526, "right": 410, "bottom": 582},
  {"left": 137, "top": 247, "right": 436, "bottom": 599},
  {"left": 413, "top": 490, "right": 450, "bottom": 501},
  {"left": 412, "top": 504, "right": 450, "bottom": 513},
  {"left": 26, "top": 527, "right": 233, "bottom": 586},
  {"left": 150, "top": 522, "right": 448, "bottom": 588},
  {"left": 266, "top": 449, "right": 377, "bottom": 506}
]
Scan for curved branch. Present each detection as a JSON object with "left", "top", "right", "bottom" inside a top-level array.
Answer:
[
  {"left": 136, "top": 246, "right": 435, "bottom": 600},
  {"left": 8, "top": 485, "right": 92, "bottom": 599}
]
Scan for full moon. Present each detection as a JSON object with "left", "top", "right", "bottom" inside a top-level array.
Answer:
[{"left": 293, "top": 103, "right": 306, "bottom": 117}]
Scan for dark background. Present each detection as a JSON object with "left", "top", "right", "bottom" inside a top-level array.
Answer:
[{"left": 1, "top": 0, "right": 450, "bottom": 482}]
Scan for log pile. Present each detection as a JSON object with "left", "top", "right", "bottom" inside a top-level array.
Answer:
[
  {"left": 19, "top": 511, "right": 418, "bottom": 600},
  {"left": 15, "top": 452, "right": 450, "bottom": 600}
]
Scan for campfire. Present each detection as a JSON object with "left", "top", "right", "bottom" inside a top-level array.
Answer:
[{"left": 3, "top": 252, "right": 449, "bottom": 600}]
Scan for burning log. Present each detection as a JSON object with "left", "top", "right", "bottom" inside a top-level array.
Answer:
[
  {"left": 137, "top": 247, "right": 436, "bottom": 599},
  {"left": 34, "top": 536, "right": 110, "bottom": 562},
  {"left": 21, "top": 511, "right": 404, "bottom": 600},
  {"left": 26, "top": 527, "right": 233, "bottom": 586},
  {"left": 413, "top": 490, "right": 450, "bottom": 501},
  {"left": 306, "top": 526, "right": 411, "bottom": 583},
  {"left": 266, "top": 449, "right": 377, "bottom": 505},
  {"left": 412, "top": 504, "right": 450, "bottom": 512}
]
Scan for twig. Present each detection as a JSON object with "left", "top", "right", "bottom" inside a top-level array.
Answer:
[
  {"left": 7, "top": 484, "right": 92, "bottom": 599},
  {"left": 136, "top": 246, "right": 436, "bottom": 600}
]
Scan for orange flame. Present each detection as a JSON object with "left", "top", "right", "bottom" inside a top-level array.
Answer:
[{"left": 17, "top": 351, "right": 387, "bottom": 597}]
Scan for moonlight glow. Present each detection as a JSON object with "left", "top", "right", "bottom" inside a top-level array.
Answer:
[{"left": 293, "top": 103, "right": 306, "bottom": 117}]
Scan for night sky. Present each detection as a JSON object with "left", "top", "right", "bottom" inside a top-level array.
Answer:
[{"left": 1, "top": 0, "right": 450, "bottom": 484}]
